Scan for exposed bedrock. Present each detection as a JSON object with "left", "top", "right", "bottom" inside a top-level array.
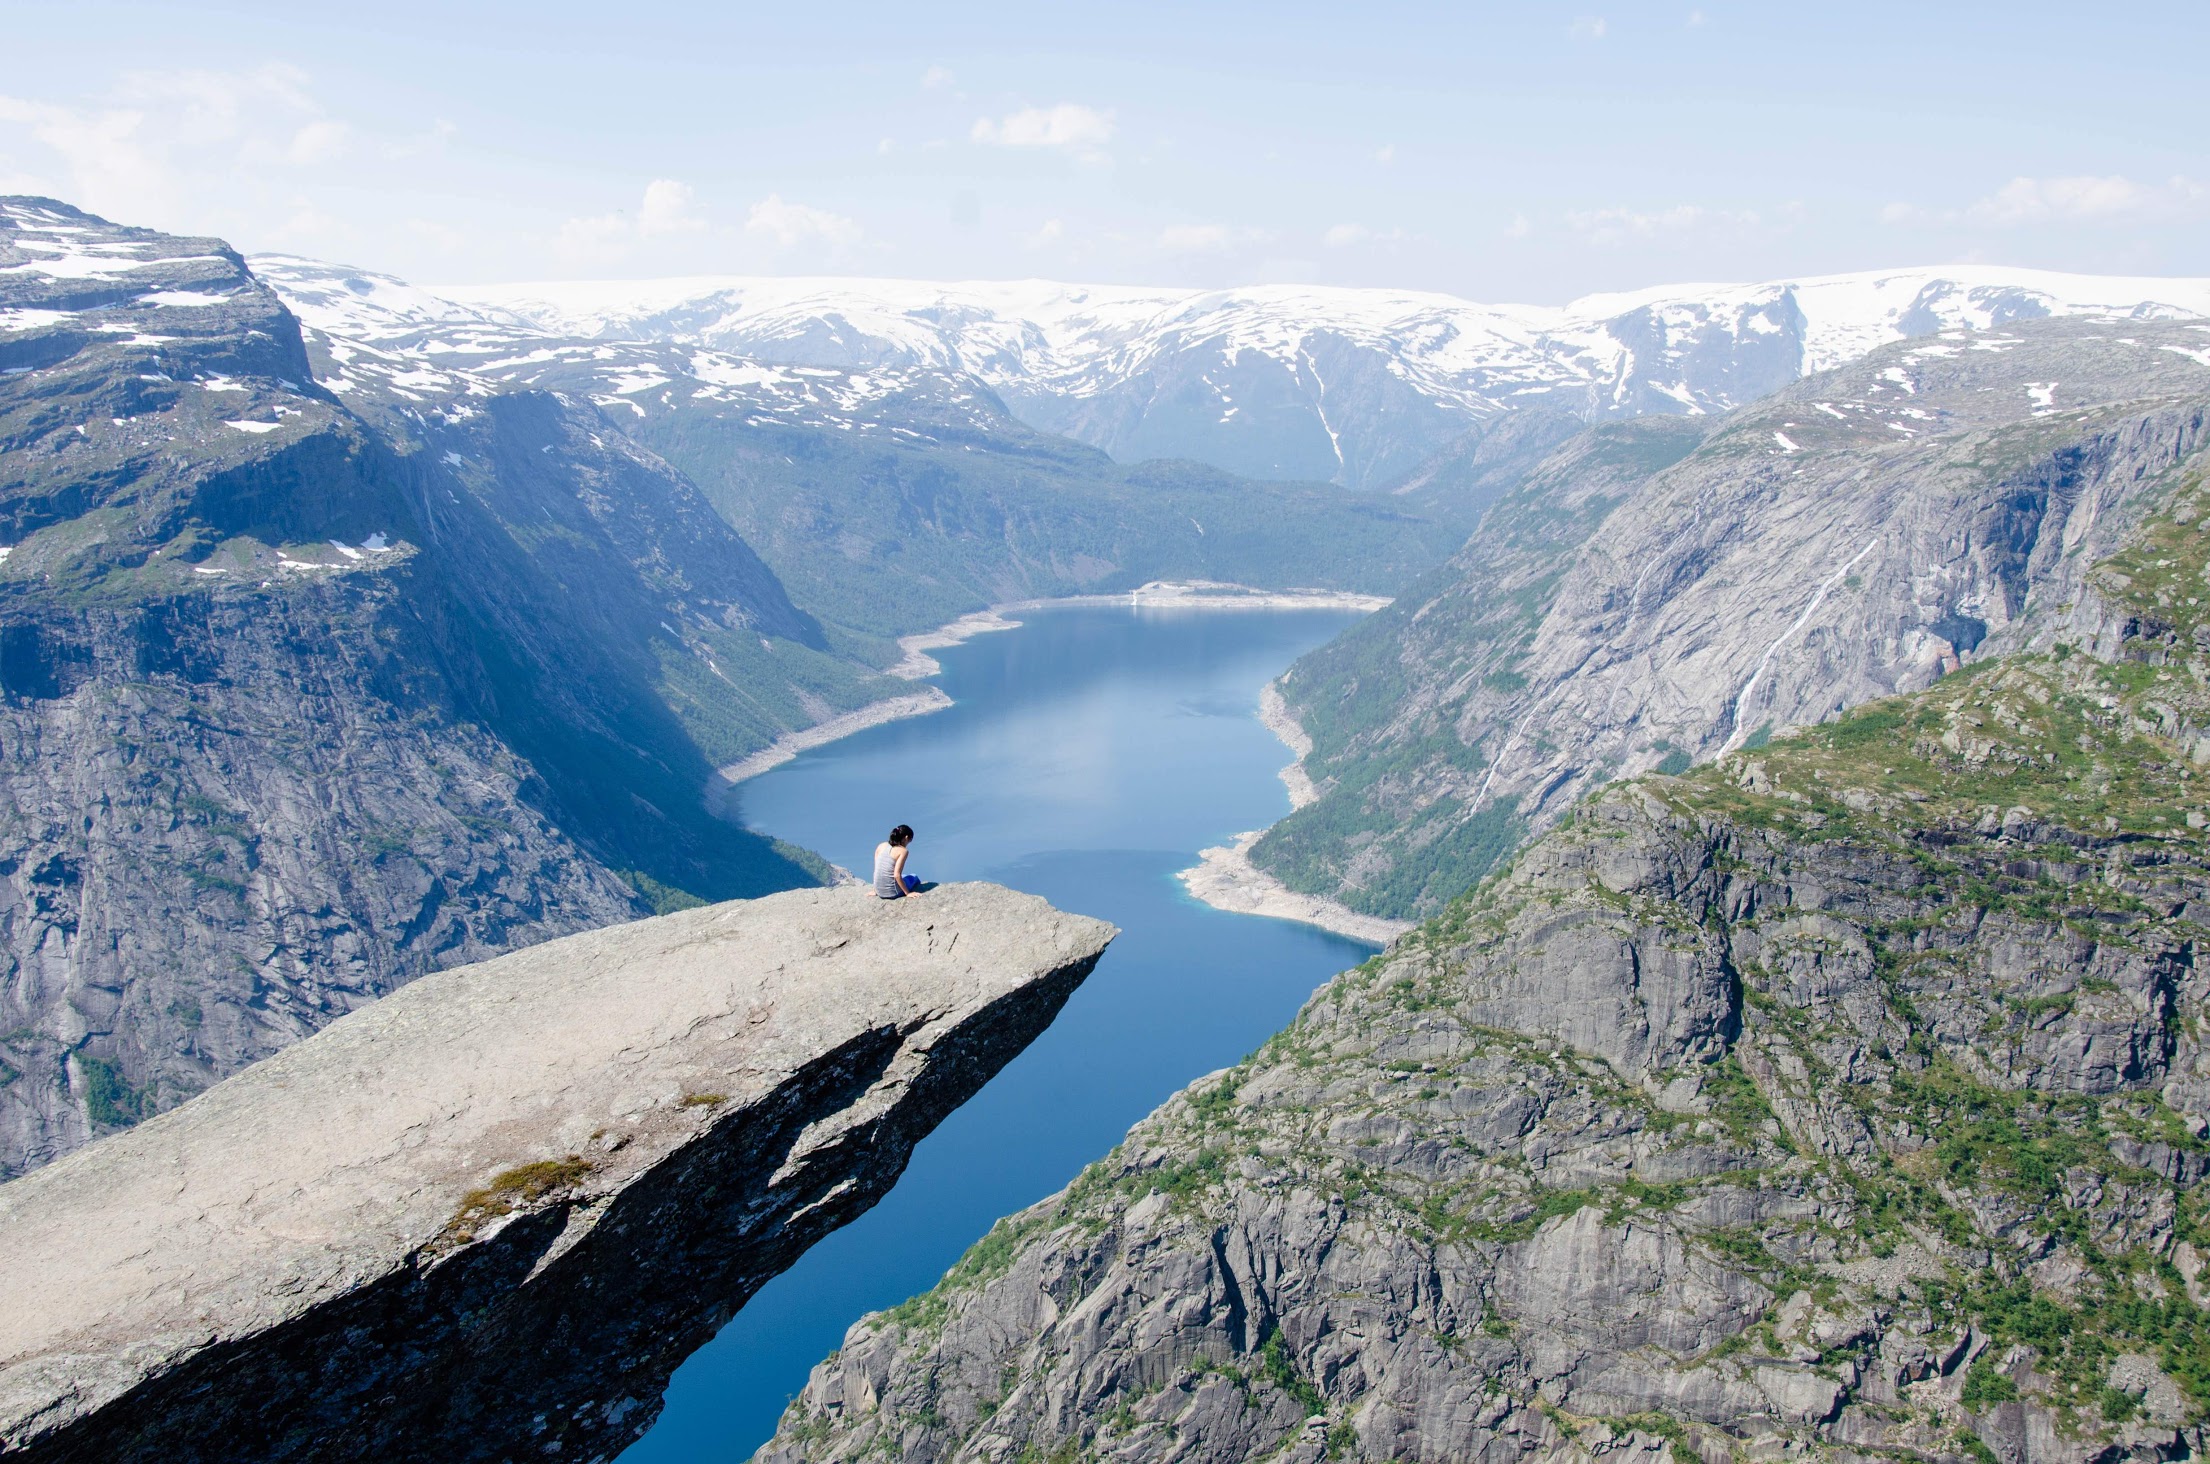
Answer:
[{"left": 0, "top": 882, "right": 1115, "bottom": 1463}]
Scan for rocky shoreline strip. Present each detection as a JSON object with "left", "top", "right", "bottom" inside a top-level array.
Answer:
[
  {"left": 1177, "top": 830, "right": 1412, "bottom": 945},
  {"left": 1016, "top": 580, "right": 1394, "bottom": 615},
  {"left": 1258, "top": 683, "right": 1320, "bottom": 808},
  {"left": 888, "top": 609, "right": 1026, "bottom": 680},
  {"left": 1175, "top": 678, "right": 1413, "bottom": 945},
  {"left": 706, "top": 689, "right": 953, "bottom": 807}
]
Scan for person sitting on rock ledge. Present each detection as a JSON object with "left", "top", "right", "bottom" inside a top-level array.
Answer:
[{"left": 873, "top": 824, "right": 924, "bottom": 898}]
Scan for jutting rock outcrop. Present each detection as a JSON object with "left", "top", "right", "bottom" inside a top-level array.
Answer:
[
  {"left": 0, "top": 197, "right": 902, "bottom": 1178},
  {"left": 762, "top": 468, "right": 2210, "bottom": 1464},
  {"left": 0, "top": 882, "right": 1115, "bottom": 1464}
]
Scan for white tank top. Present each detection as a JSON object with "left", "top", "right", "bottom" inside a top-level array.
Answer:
[{"left": 872, "top": 843, "right": 904, "bottom": 898}]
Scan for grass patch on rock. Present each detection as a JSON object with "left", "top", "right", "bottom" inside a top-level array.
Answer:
[{"left": 439, "top": 1156, "right": 596, "bottom": 1248}]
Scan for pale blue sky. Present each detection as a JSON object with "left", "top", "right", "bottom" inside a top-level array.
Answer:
[{"left": 1, "top": 1, "right": 2203, "bottom": 299}]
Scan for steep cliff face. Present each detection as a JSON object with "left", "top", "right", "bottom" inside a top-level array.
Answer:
[
  {"left": 1258, "top": 318, "right": 2210, "bottom": 919},
  {"left": 0, "top": 198, "right": 892, "bottom": 1176},
  {"left": 0, "top": 883, "right": 1116, "bottom": 1464},
  {"left": 761, "top": 468, "right": 2210, "bottom": 1464}
]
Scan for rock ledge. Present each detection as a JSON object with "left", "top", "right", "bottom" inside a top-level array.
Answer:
[{"left": 0, "top": 882, "right": 1114, "bottom": 1463}]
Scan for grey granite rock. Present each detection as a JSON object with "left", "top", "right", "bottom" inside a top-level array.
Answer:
[
  {"left": 0, "top": 881, "right": 1113, "bottom": 1463},
  {"left": 1259, "top": 317, "right": 2210, "bottom": 919}
]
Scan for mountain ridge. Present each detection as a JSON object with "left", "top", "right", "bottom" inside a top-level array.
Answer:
[
  {"left": 248, "top": 253, "right": 1468, "bottom": 645},
  {"left": 407, "top": 264, "right": 2210, "bottom": 487}
]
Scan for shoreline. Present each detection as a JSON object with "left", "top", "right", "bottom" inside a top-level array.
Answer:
[
  {"left": 890, "top": 582, "right": 1390, "bottom": 680},
  {"left": 705, "top": 688, "right": 953, "bottom": 809},
  {"left": 1258, "top": 684, "right": 1320, "bottom": 810},
  {"left": 888, "top": 609, "right": 1025, "bottom": 680},
  {"left": 1010, "top": 580, "right": 1394, "bottom": 615},
  {"left": 1177, "top": 831, "right": 1414, "bottom": 946},
  {"left": 1175, "top": 680, "right": 1414, "bottom": 946}
]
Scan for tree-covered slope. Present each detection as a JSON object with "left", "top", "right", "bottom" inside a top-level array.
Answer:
[
  {"left": 632, "top": 403, "right": 1451, "bottom": 646},
  {"left": 758, "top": 454, "right": 2210, "bottom": 1464}
]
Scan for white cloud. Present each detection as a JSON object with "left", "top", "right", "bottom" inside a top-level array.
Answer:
[
  {"left": 971, "top": 103, "right": 1115, "bottom": 151},
  {"left": 637, "top": 178, "right": 705, "bottom": 236},
  {"left": 1025, "top": 217, "right": 1065, "bottom": 247},
  {"left": 0, "top": 64, "right": 447, "bottom": 260},
  {"left": 556, "top": 178, "right": 708, "bottom": 262},
  {"left": 1566, "top": 202, "right": 1773, "bottom": 245},
  {"left": 1884, "top": 174, "right": 2208, "bottom": 228},
  {"left": 921, "top": 65, "right": 956, "bottom": 90},
  {"left": 1570, "top": 16, "right": 1609, "bottom": 39},
  {"left": 1156, "top": 223, "right": 1271, "bottom": 254},
  {"left": 273, "top": 196, "right": 343, "bottom": 243},
  {"left": 406, "top": 216, "right": 468, "bottom": 253},
  {"left": 0, "top": 64, "right": 344, "bottom": 225},
  {"left": 1687, "top": 8, "right": 1708, "bottom": 25},
  {"left": 384, "top": 118, "right": 458, "bottom": 161},
  {"left": 1569, "top": 203, "right": 1710, "bottom": 238},
  {"left": 553, "top": 211, "right": 630, "bottom": 263},
  {"left": 745, "top": 192, "right": 864, "bottom": 250},
  {"left": 1375, "top": 143, "right": 1396, "bottom": 166},
  {"left": 1506, "top": 212, "right": 1533, "bottom": 239},
  {"left": 286, "top": 118, "right": 348, "bottom": 165},
  {"left": 1971, "top": 173, "right": 2204, "bottom": 225}
]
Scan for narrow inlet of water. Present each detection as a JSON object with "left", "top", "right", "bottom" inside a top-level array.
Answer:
[{"left": 623, "top": 605, "right": 1378, "bottom": 1461}]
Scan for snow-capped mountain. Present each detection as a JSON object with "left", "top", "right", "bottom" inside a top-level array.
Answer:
[
  {"left": 252, "top": 251, "right": 2210, "bottom": 489},
  {"left": 426, "top": 266, "right": 2210, "bottom": 487},
  {"left": 248, "top": 254, "right": 1013, "bottom": 443}
]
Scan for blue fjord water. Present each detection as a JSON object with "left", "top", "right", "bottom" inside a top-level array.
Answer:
[{"left": 622, "top": 604, "right": 1379, "bottom": 1461}]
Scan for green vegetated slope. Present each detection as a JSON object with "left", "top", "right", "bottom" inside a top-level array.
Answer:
[
  {"left": 1254, "top": 319, "right": 2210, "bottom": 922},
  {"left": 1254, "top": 417, "right": 1709, "bottom": 915},
  {"left": 303, "top": 348, "right": 898, "bottom": 778},
  {"left": 255, "top": 256, "right": 1548, "bottom": 654},
  {"left": 758, "top": 465, "right": 2210, "bottom": 1464},
  {"left": 628, "top": 390, "right": 1465, "bottom": 646},
  {"left": 0, "top": 199, "right": 872, "bottom": 1175}
]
